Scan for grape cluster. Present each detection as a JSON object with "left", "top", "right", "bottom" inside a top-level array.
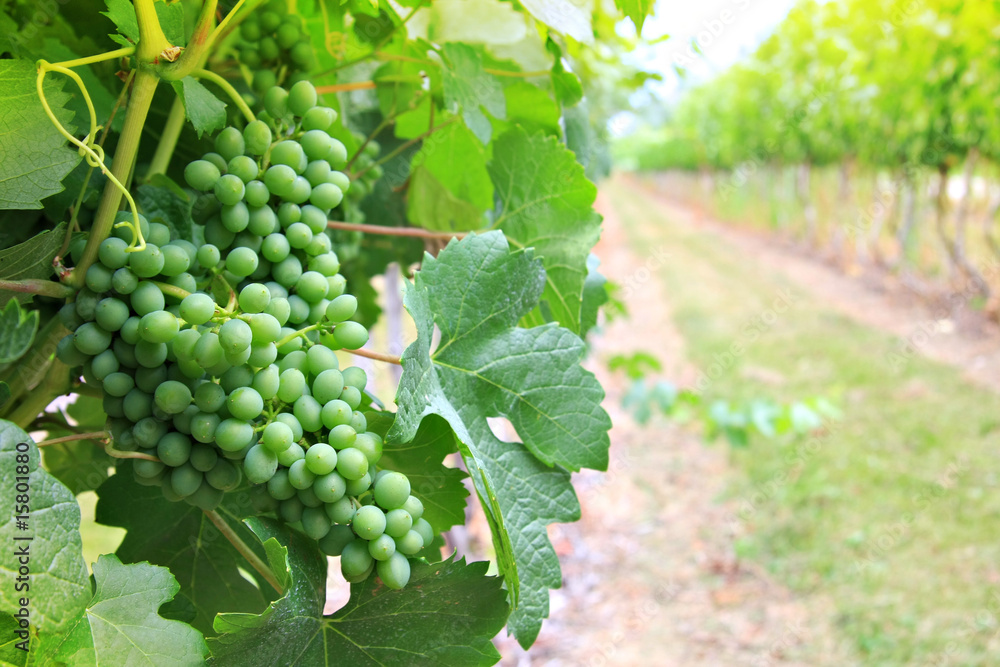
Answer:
[
  {"left": 330, "top": 132, "right": 382, "bottom": 226},
  {"left": 55, "top": 82, "right": 432, "bottom": 590},
  {"left": 237, "top": 0, "right": 315, "bottom": 94}
]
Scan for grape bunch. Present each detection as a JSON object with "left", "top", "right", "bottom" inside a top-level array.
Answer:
[
  {"left": 237, "top": 0, "right": 316, "bottom": 94},
  {"left": 333, "top": 133, "right": 382, "bottom": 225},
  {"left": 55, "top": 81, "right": 433, "bottom": 590}
]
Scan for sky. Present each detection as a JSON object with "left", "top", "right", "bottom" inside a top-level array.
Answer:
[{"left": 623, "top": 0, "right": 800, "bottom": 101}]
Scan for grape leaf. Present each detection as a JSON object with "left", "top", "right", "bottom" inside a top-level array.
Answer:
[
  {"left": 39, "top": 396, "right": 112, "bottom": 495},
  {"left": 440, "top": 43, "right": 506, "bottom": 145},
  {"left": 489, "top": 127, "right": 602, "bottom": 334},
  {"left": 102, "top": 0, "right": 185, "bottom": 45},
  {"left": 0, "top": 223, "right": 68, "bottom": 307},
  {"left": 95, "top": 471, "right": 277, "bottom": 635},
  {"left": 0, "top": 421, "right": 90, "bottom": 635},
  {"left": 0, "top": 611, "right": 33, "bottom": 665},
  {"left": 39, "top": 555, "right": 208, "bottom": 666},
  {"left": 579, "top": 254, "right": 608, "bottom": 339},
  {"left": 519, "top": 0, "right": 593, "bottom": 43},
  {"left": 208, "top": 517, "right": 509, "bottom": 666},
  {"left": 387, "top": 232, "right": 611, "bottom": 646},
  {"left": 367, "top": 412, "right": 470, "bottom": 533},
  {"left": 407, "top": 167, "right": 486, "bottom": 233},
  {"left": 615, "top": 0, "right": 655, "bottom": 34},
  {"left": 172, "top": 77, "right": 227, "bottom": 139},
  {"left": 101, "top": 0, "right": 139, "bottom": 41},
  {"left": 0, "top": 301, "right": 38, "bottom": 364},
  {"left": 0, "top": 60, "right": 82, "bottom": 210},
  {"left": 137, "top": 177, "right": 195, "bottom": 242},
  {"left": 502, "top": 81, "right": 562, "bottom": 135}
]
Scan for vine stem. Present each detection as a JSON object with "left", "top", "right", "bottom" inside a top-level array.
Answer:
[
  {"left": 350, "top": 348, "right": 401, "bottom": 365},
  {"left": 193, "top": 69, "right": 256, "bottom": 122},
  {"left": 146, "top": 95, "right": 186, "bottom": 180},
  {"left": 327, "top": 221, "right": 468, "bottom": 240},
  {"left": 36, "top": 431, "right": 110, "bottom": 447},
  {"left": 204, "top": 509, "right": 283, "bottom": 595},
  {"left": 315, "top": 81, "right": 376, "bottom": 94},
  {"left": 0, "top": 279, "right": 75, "bottom": 298},
  {"left": 135, "top": 0, "right": 173, "bottom": 62},
  {"left": 274, "top": 323, "right": 322, "bottom": 349},
  {"left": 152, "top": 281, "right": 192, "bottom": 301}
]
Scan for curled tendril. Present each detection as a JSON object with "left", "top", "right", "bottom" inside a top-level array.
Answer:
[{"left": 36, "top": 59, "right": 146, "bottom": 252}]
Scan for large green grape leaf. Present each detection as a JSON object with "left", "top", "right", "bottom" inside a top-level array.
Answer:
[
  {"left": 0, "top": 421, "right": 89, "bottom": 636},
  {"left": 39, "top": 555, "right": 208, "bottom": 666},
  {"left": 489, "top": 127, "right": 602, "bottom": 335},
  {"left": 172, "top": 77, "right": 227, "bottom": 139},
  {"left": 95, "top": 471, "right": 277, "bottom": 635},
  {"left": 0, "top": 60, "right": 81, "bottom": 210},
  {"left": 387, "top": 232, "right": 611, "bottom": 646},
  {"left": 367, "top": 413, "right": 470, "bottom": 534},
  {"left": 0, "top": 223, "right": 67, "bottom": 307},
  {"left": 615, "top": 0, "right": 655, "bottom": 34},
  {"left": 0, "top": 301, "right": 39, "bottom": 364},
  {"left": 102, "top": 0, "right": 185, "bottom": 46},
  {"left": 208, "top": 518, "right": 509, "bottom": 666},
  {"left": 440, "top": 43, "right": 506, "bottom": 145}
]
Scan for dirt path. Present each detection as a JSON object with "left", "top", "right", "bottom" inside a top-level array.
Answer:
[
  {"left": 628, "top": 175, "right": 1000, "bottom": 394},
  {"left": 497, "top": 189, "right": 847, "bottom": 665}
]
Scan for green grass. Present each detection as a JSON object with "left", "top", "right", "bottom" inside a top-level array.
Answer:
[{"left": 606, "top": 175, "right": 1000, "bottom": 665}]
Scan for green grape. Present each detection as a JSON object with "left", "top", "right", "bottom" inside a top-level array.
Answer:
[
  {"left": 221, "top": 201, "right": 250, "bottom": 233},
  {"left": 279, "top": 497, "right": 304, "bottom": 523},
  {"left": 308, "top": 252, "right": 340, "bottom": 277},
  {"left": 276, "top": 412, "right": 303, "bottom": 439},
  {"left": 304, "top": 442, "right": 337, "bottom": 475},
  {"left": 135, "top": 340, "right": 168, "bottom": 368},
  {"left": 206, "top": 459, "right": 241, "bottom": 491},
  {"left": 277, "top": 202, "right": 301, "bottom": 227},
  {"left": 328, "top": 424, "right": 356, "bottom": 450},
  {"left": 135, "top": 365, "right": 168, "bottom": 394},
  {"left": 288, "top": 177, "right": 311, "bottom": 204},
  {"left": 91, "top": 349, "right": 120, "bottom": 380},
  {"left": 352, "top": 506, "right": 386, "bottom": 540},
  {"left": 243, "top": 120, "right": 273, "bottom": 156},
  {"left": 336, "top": 447, "right": 368, "bottom": 481},
  {"left": 299, "top": 205, "right": 327, "bottom": 235},
  {"left": 368, "top": 534, "right": 395, "bottom": 561},
  {"left": 273, "top": 255, "right": 303, "bottom": 288},
  {"left": 293, "top": 395, "right": 323, "bottom": 432},
  {"left": 295, "top": 271, "right": 328, "bottom": 303},
  {"left": 194, "top": 331, "right": 224, "bottom": 367},
  {"left": 327, "top": 140, "right": 348, "bottom": 169},
  {"left": 99, "top": 237, "right": 129, "bottom": 269},
  {"left": 319, "top": 399, "right": 350, "bottom": 429},
  {"left": 310, "top": 370, "right": 343, "bottom": 404},
  {"left": 157, "top": 432, "right": 192, "bottom": 467},
  {"left": 252, "top": 363, "right": 280, "bottom": 399},
  {"left": 313, "top": 471, "right": 346, "bottom": 504},
  {"left": 133, "top": 417, "right": 168, "bottom": 449},
  {"left": 377, "top": 552, "right": 410, "bottom": 589},
  {"left": 412, "top": 517, "right": 434, "bottom": 547},
  {"left": 288, "top": 458, "right": 316, "bottom": 490},
  {"left": 172, "top": 328, "right": 201, "bottom": 361},
  {"left": 318, "top": 524, "right": 355, "bottom": 556},
  {"left": 288, "top": 80, "right": 317, "bottom": 116},
  {"left": 333, "top": 321, "right": 368, "bottom": 349},
  {"left": 263, "top": 86, "right": 289, "bottom": 119},
  {"left": 340, "top": 539, "right": 374, "bottom": 579},
  {"left": 133, "top": 457, "right": 165, "bottom": 479},
  {"left": 248, "top": 312, "right": 282, "bottom": 345},
  {"left": 384, "top": 509, "right": 413, "bottom": 539},
  {"left": 301, "top": 506, "right": 331, "bottom": 540},
  {"left": 233, "top": 230, "right": 263, "bottom": 252},
  {"left": 271, "top": 141, "right": 305, "bottom": 170},
  {"left": 328, "top": 171, "right": 350, "bottom": 191},
  {"left": 275, "top": 21, "right": 300, "bottom": 48},
  {"left": 245, "top": 180, "right": 270, "bottom": 207},
  {"left": 325, "top": 295, "right": 357, "bottom": 322},
  {"left": 123, "top": 388, "right": 153, "bottom": 422},
  {"left": 186, "top": 480, "right": 224, "bottom": 511},
  {"left": 139, "top": 310, "right": 179, "bottom": 343},
  {"left": 160, "top": 245, "right": 191, "bottom": 276},
  {"left": 349, "top": 411, "right": 367, "bottom": 433},
  {"left": 262, "top": 421, "right": 293, "bottom": 453},
  {"left": 277, "top": 441, "right": 304, "bottom": 467},
  {"left": 247, "top": 205, "right": 277, "bottom": 236},
  {"left": 277, "top": 368, "right": 306, "bottom": 403},
  {"left": 95, "top": 298, "right": 129, "bottom": 332},
  {"left": 221, "top": 364, "right": 255, "bottom": 393},
  {"left": 226, "top": 247, "right": 259, "bottom": 277},
  {"left": 250, "top": 484, "right": 280, "bottom": 512},
  {"left": 59, "top": 302, "right": 83, "bottom": 331},
  {"left": 395, "top": 530, "right": 423, "bottom": 556},
  {"left": 191, "top": 411, "right": 221, "bottom": 444},
  {"left": 215, "top": 126, "right": 246, "bottom": 162},
  {"left": 179, "top": 292, "right": 216, "bottom": 325},
  {"left": 228, "top": 155, "right": 258, "bottom": 183},
  {"left": 170, "top": 464, "right": 203, "bottom": 498},
  {"left": 290, "top": 42, "right": 314, "bottom": 68},
  {"left": 267, "top": 469, "right": 296, "bottom": 500},
  {"left": 264, "top": 296, "right": 291, "bottom": 326},
  {"left": 56, "top": 335, "right": 88, "bottom": 366},
  {"left": 194, "top": 381, "right": 226, "bottom": 412},
  {"left": 285, "top": 222, "right": 312, "bottom": 250},
  {"left": 185, "top": 160, "right": 222, "bottom": 191},
  {"left": 168, "top": 272, "right": 197, "bottom": 294},
  {"left": 264, "top": 164, "right": 296, "bottom": 198},
  {"left": 73, "top": 322, "right": 111, "bottom": 355},
  {"left": 147, "top": 222, "right": 170, "bottom": 246},
  {"left": 253, "top": 68, "right": 277, "bottom": 95},
  {"left": 299, "top": 484, "right": 323, "bottom": 510},
  {"left": 302, "top": 106, "right": 336, "bottom": 132},
  {"left": 219, "top": 319, "right": 252, "bottom": 355},
  {"left": 154, "top": 380, "right": 192, "bottom": 414},
  {"left": 112, "top": 210, "right": 150, "bottom": 242},
  {"left": 131, "top": 281, "right": 165, "bottom": 316},
  {"left": 261, "top": 233, "right": 290, "bottom": 262},
  {"left": 248, "top": 343, "right": 278, "bottom": 367},
  {"left": 228, "top": 386, "right": 264, "bottom": 420},
  {"left": 197, "top": 244, "right": 221, "bottom": 269},
  {"left": 214, "top": 418, "right": 254, "bottom": 452},
  {"left": 215, "top": 174, "right": 246, "bottom": 206},
  {"left": 240, "top": 18, "right": 261, "bottom": 40},
  {"left": 287, "top": 295, "right": 309, "bottom": 324},
  {"left": 190, "top": 444, "right": 219, "bottom": 472},
  {"left": 326, "top": 275, "right": 347, "bottom": 300},
  {"left": 373, "top": 471, "right": 409, "bottom": 510},
  {"left": 103, "top": 372, "right": 135, "bottom": 397},
  {"left": 300, "top": 130, "right": 333, "bottom": 161},
  {"left": 83, "top": 265, "right": 111, "bottom": 294},
  {"left": 244, "top": 445, "right": 278, "bottom": 484},
  {"left": 129, "top": 243, "right": 164, "bottom": 278},
  {"left": 113, "top": 339, "right": 138, "bottom": 368},
  {"left": 353, "top": 432, "right": 382, "bottom": 466},
  {"left": 304, "top": 160, "right": 331, "bottom": 188},
  {"left": 239, "top": 283, "right": 270, "bottom": 314},
  {"left": 205, "top": 217, "right": 236, "bottom": 249}
]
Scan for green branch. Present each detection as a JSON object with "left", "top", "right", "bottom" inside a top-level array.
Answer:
[{"left": 0, "top": 279, "right": 75, "bottom": 299}]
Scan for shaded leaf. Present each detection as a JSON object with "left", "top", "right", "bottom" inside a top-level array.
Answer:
[
  {"left": 0, "top": 301, "right": 39, "bottom": 364},
  {"left": 0, "top": 223, "right": 67, "bottom": 307},
  {"left": 137, "top": 177, "right": 195, "bottom": 242},
  {"left": 173, "top": 77, "right": 227, "bottom": 139},
  {"left": 441, "top": 43, "right": 506, "bottom": 144}
]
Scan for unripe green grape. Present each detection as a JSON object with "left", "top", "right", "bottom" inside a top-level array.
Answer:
[
  {"left": 271, "top": 140, "right": 306, "bottom": 170},
  {"left": 245, "top": 180, "right": 270, "bottom": 207},
  {"left": 228, "top": 386, "right": 264, "bottom": 420},
  {"left": 113, "top": 338, "right": 137, "bottom": 368},
  {"left": 221, "top": 364, "right": 255, "bottom": 393},
  {"left": 277, "top": 441, "right": 304, "bottom": 467},
  {"left": 123, "top": 388, "right": 154, "bottom": 422},
  {"left": 73, "top": 322, "right": 111, "bottom": 355},
  {"left": 248, "top": 343, "right": 278, "bottom": 367},
  {"left": 244, "top": 445, "right": 278, "bottom": 484},
  {"left": 326, "top": 497, "right": 356, "bottom": 525},
  {"left": 300, "top": 506, "right": 330, "bottom": 540},
  {"left": 336, "top": 447, "right": 368, "bottom": 481},
  {"left": 295, "top": 271, "right": 328, "bottom": 303},
  {"left": 374, "top": 472, "right": 410, "bottom": 510},
  {"left": 325, "top": 294, "right": 358, "bottom": 322},
  {"left": 310, "top": 182, "right": 344, "bottom": 210},
  {"left": 312, "top": 470, "right": 345, "bottom": 503},
  {"left": 261, "top": 233, "right": 290, "bottom": 263},
  {"left": 185, "top": 479, "right": 225, "bottom": 511},
  {"left": 290, "top": 42, "right": 315, "bottom": 68},
  {"left": 240, "top": 18, "right": 261, "bottom": 40},
  {"left": 412, "top": 517, "right": 434, "bottom": 546},
  {"left": 215, "top": 418, "right": 254, "bottom": 452},
  {"left": 376, "top": 552, "right": 410, "bottom": 589},
  {"left": 59, "top": 302, "right": 83, "bottom": 331},
  {"left": 287, "top": 176, "right": 312, "bottom": 204},
  {"left": 301, "top": 130, "right": 333, "bottom": 161},
  {"left": 139, "top": 310, "right": 179, "bottom": 343},
  {"left": 384, "top": 509, "right": 413, "bottom": 539},
  {"left": 157, "top": 432, "right": 192, "bottom": 467},
  {"left": 252, "top": 363, "right": 280, "bottom": 399},
  {"left": 99, "top": 237, "right": 129, "bottom": 269},
  {"left": 129, "top": 243, "right": 164, "bottom": 278},
  {"left": 352, "top": 505, "right": 385, "bottom": 540},
  {"left": 172, "top": 328, "right": 201, "bottom": 361},
  {"left": 228, "top": 155, "right": 258, "bottom": 183},
  {"left": 276, "top": 412, "right": 303, "bottom": 439},
  {"left": 308, "top": 252, "right": 340, "bottom": 277},
  {"left": 179, "top": 292, "right": 216, "bottom": 325},
  {"left": 144, "top": 222, "right": 168, "bottom": 247},
  {"left": 194, "top": 381, "right": 226, "bottom": 412},
  {"left": 160, "top": 245, "right": 191, "bottom": 276},
  {"left": 258, "top": 34, "right": 280, "bottom": 60},
  {"left": 264, "top": 164, "right": 297, "bottom": 198},
  {"left": 277, "top": 368, "right": 306, "bottom": 403},
  {"left": 262, "top": 421, "right": 293, "bottom": 453},
  {"left": 206, "top": 458, "right": 241, "bottom": 491},
  {"left": 134, "top": 418, "right": 168, "bottom": 452},
  {"left": 285, "top": 222, "right": 312, "bottom": 249},
  {"left": 341, "top": 541, "right": 375, "bottom": 582},
  {"left": 275, "top": 20, "right": 300, "bottom": 48},
  {"left": 326, "top": 274, "right": 347, "bottom": 299},
  {"left": 247, "top": 205, "right": 277, "bottom": 236},
  {"left": 215, "top": 126, "right": 246, "bottom": 162},
  {"left": 333, "top": 321, "right": 368, "bottom": 350},
  {"left": 215, "top": 174, "right": 245, "bottom": 206},
  {"left": 264, "top": 297, "right": 291, "bottom": 326},
  {"left": 353, "top": 432, "right": 382, "bottom": 466},
  {"left": 197, "top": 244, "right": 221, "bottom": 269},
  {"left": 302, "top": 106, "right": 336, "bottom": 132},
  {"left": 193, "top": 331, "right": 223, "bottom": 367},
  {"left": 327, "top": 139, "right": 348, "bottom": 168},
  {"left": 247, "top": 312, "right": 282, "bottom": 345},
  {"left": 221, "top": 201, "right": 250, "bottom": 233},
  {"left": 205, "top": 217, "right": 236, "bottom": 250},
  {"left": 319, "top": 524, "right": 355, "bottom": 556},
  {"left": 185, "top": 160, "right": 221, "bottom": 191},
  {"left": 91, "top": 349, "right": 119, "bottom": 380},
  {"left": 189, "top": 444, "right": 218, "bottom": 473},
  {"left": 104, "top": 395, "right": 126, "bottom": 420},
  {"left": 243, "top": 120, "right": 273, "bottom": 156},
  {"left": 169, "top": 464, "right": 203, "bottom": 498},
  {"left": 267, "top": 469, "right": 296, "bottom": 500},
  {"left": 395, "top": 530, "right": 423, "bottom": 555},
  {"left": 305, "top": 442, "right": 337, "bottom": 475},
  {"left": 233, "top": 230, "right": 263, "bottom": 252},
  {"left": 219, "top": 318, "right": 253, "bottom": 355},
  {"left": 113, "top": 210, "right": 150, "bottom": 242},
  {"left": 103, "top": 372, "right": 135, "bottom": 397},
  {"left": 279, "top": 496, "right": 304, "bottom": 523},
  {"left": 320, "top": 399, "right": 351, "bottom": 429},
  {"left": 250, "top": 484, "right": 280, "bottom": 513},
  {"left": 134, "top": 457, "right": 165, "bottom": 479},
  {"left": 288, "top": 458, "right": 316, "bottom": 490},
  {"left": 264, "top": 86, "right": 289, "bottom": 119},
  {"left": 273, "top": 256, "right": 303, "bottom": 288},
  {"left": 310, "top": 370, "right": 343, "bottom": 405},
  {"left": 288, "top": 80, "right": 317, "bottom": 116},
  {"left": 240, "top": 283, "right": 271, "bottom": 314},
  {"left": 286, "top": 295, "right": 309, "bottom": 324},
  {"left": 304, "top": 160, "right": 331, "bottom": 188},
  {"left": 190, "top": 410, "right": 221, "bottom": 444},
  {"left": 328, "top": 424, "right": 356, "bottom": 450},
  {"left": 328, "top": 171, "right": 350, "bottom": 191},
  {"left": 82, "top": 264, "right": 110, "bottom": 294},
  {"left": 154, "top": 380, "right": 192, "bottom": 414},
  {"left": 368, "top": 534, "right": 395, "bottom": 561},
  {"left": 130, "top": 281, "right": 165, "bottom": 316},
  {"left": 226, "top": 247, "right": 258, "bottom": 277},
  {"left": 277, "top": 202, "right": 301, "bottom": 227},
  {"left": 293, "top": 395, "right": 322, "bottom": 432},
  {"left": 135, "top": 339, "right": 168, "bottom": 368},
  {"left": 95, "top": 298, "right": 129, "bottom": 332}
]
